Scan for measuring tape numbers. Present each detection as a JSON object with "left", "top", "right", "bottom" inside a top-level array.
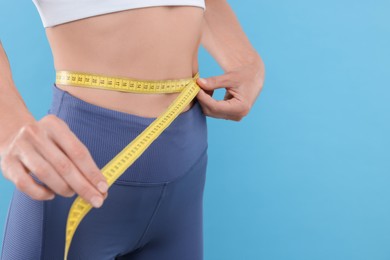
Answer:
[{"left": 55, "top": 71, "right": 201, "bottom": 260}]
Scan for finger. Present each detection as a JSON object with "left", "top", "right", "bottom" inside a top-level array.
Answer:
[
  {"left": 223, "top": 91, "right": 234, "bottom": 101},
  {"left": 196, "top": 72, "right": 235, "bottom": 91},
  {"left": 196, "top": 88, "right": 243, "bottom": 119},
  {"left": 17, "top": 139, "right": 75, "bottom": 198},
  {"left": 40, "top": 118, "right": 106, "bottom": 207},
  {"left": 45, "top": 117, "right": 108, "bottom": 194},
  {"left": 4, "top": 156, "right": 55, "bottom": 200}
]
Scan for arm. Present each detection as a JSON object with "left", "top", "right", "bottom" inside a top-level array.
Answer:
[
  {"left": 196, "top": 0, "right": 265, "bottom": 121},
  {"left": 0, "top": 40, "right": 36, "bottom": 154},
  {"left": 200, "top": 0, "right": 262, "bottom": 72},
  {"left": 0, "top": 39, "right": 109, "bottom": 205}
]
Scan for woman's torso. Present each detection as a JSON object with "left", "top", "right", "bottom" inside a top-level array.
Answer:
[{"left": 45, "top": 6, "right": 204, "bottom": 118}]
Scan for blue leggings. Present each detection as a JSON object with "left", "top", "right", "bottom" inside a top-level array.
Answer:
[{"left": 1, "top": 83, "right": 208, "bottom": 259}]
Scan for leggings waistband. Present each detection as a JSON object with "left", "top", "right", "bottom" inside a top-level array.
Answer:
[{"left": 45, "top": 83, "right": 208, "bottom": 184}]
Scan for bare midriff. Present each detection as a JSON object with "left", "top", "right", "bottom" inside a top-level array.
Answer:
[{"left": 45, "top": 6, "right": 204, "bottom": 118}]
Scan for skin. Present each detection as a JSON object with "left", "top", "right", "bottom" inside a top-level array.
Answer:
[
  {"left": 0, "top": 0, "right": 265, "bottom": 208},
  {"left": 48, "top": 6, "right": 204, "bottom": 118},
  {"left": 196, "top": 0, "right": 265, "bottom": 121}
]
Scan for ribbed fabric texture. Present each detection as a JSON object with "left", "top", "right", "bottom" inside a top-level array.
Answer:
[
  {"left": 0, "top": 190, "right": 44, "bottom": 259},
  {"left": 1, "top": 82, "right": 209, "bottom": 259},
  {"left": 48, "top": 83, "right": 208, "bottom": 184},
  {"left": 1, "top": 142, "right": 208, "bottom": 260}
]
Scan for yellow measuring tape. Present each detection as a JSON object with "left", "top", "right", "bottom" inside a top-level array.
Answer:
[{"left": 55, "top": 70, "right": 201, "bottom": 260}]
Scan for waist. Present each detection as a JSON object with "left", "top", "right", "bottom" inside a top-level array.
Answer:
[
  {"left": 53, "top": 61, "right": 200, "bottom": 117},
  {"left": 54, "top": 80, "right": 197, "bottom": 118},
  {"left": 46, "top": 6, "right": 203, "bottom": 117},
  {"left": 45, "top": 6, "right": 203, "bottom": 117},
  {"left": 55, "top": 69, "right": 200, "bottom": 118}
]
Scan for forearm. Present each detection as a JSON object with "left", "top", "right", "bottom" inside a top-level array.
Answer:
[
  {"left": 0, "top": 40, "right": 36, "bottom": 154},
  {"left": 200, "top": 0, "right": 263, "bottom": 71},
  {"left": 0, "top": 40, "right": 13, "bottom": 85}
]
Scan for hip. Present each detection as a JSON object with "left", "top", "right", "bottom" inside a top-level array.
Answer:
[{"left": 46, "top": 82, "right": 208, "bottom": 184}]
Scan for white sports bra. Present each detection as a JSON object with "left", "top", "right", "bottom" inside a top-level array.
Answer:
[{"left": 32, "top": 0, "right": 206, "bottom": 28}]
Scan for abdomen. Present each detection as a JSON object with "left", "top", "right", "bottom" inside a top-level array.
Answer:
[{"left": 45, "top": 6, "right": 204, "bottom": 117}]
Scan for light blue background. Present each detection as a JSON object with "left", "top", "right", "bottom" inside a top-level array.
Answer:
[{"left": 1, "top": 1, "right": 390, "bottom": 259}]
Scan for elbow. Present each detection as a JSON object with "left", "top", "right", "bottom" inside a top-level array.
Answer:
[{"left": 251, "top": 52, "right": 265, "bottom": 87}]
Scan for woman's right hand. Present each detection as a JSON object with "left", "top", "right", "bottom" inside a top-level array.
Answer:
[{"left": 0, "top": 114, "right": 108, "bottom": 208}]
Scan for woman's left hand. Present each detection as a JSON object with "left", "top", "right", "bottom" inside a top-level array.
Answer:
[{"left": 195, "top": 58, "right": 265, "bottom": 122}]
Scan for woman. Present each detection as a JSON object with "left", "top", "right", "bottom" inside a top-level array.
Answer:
[{"left": 0, "top": 0, "right": 264, "bottom": 259}]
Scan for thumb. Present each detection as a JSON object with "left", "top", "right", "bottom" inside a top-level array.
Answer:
[{"left": 196, "top": 72, "right": 233, "bottom": 91}]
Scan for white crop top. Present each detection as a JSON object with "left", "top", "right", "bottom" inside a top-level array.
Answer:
[{"left": 32, "top": 0, "right": 206, "bottom": 28}]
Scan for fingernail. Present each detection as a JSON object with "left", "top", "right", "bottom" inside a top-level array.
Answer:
[
  {"left": 97, "top": 181, "right": 108, "bottom": 193},
  {"left": 68, "top": 191, "right": 76, "bottom": 197},
  {"left": 198, "top": 78, "right": 207, "bottom": 85},
  {"left": 91, "top": 196, "right": 103, "bottom": 208},
  {"left": 48, "top": 194, "right": 55, "bottom": 200}
]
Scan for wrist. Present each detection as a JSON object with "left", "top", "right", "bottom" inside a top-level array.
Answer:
[
  {"left": 223, "top": 51, "right": 263, "bottom": 72},
  {"left": 0, "top": 116, "right": 36, "bottom": 155}
]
